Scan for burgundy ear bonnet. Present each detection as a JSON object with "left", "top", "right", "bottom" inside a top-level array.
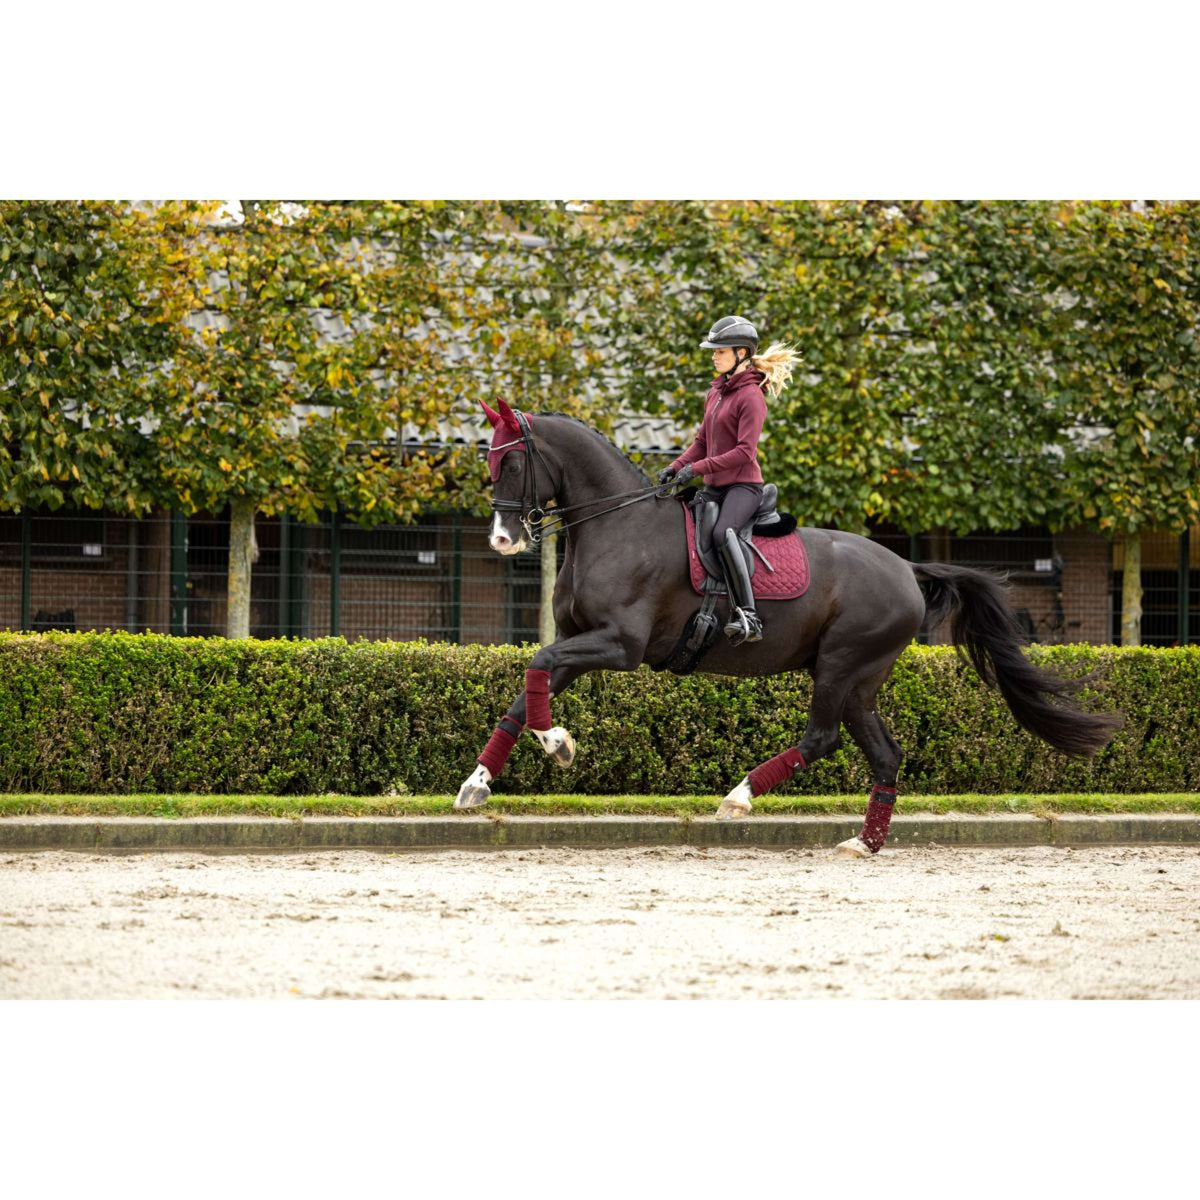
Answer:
[{"left": 482, "top": 398, "right": 527, "bottom": 482}]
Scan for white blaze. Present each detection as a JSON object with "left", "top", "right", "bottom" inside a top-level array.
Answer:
[{"left": 489, "top": 512, "right": 525, "bottom": 554}]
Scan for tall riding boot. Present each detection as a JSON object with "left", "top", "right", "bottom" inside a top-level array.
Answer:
[{"left": 718, "top": 528, "right": 763, "bottom": 645}]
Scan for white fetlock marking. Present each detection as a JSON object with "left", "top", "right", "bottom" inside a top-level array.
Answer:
[
  {"left": 726, "top": 778, "right": 752, "bottom": 810},
  {"left": 836, "top": 836, "right": 872, "bottom": 858},
  {"left": 454, "top": 764, "right": 493, "bottom": 808},
  {"left": 531, "top": 726, "right": 569, "bottom": 756},
  {"left": 716, "top": 777, "right": 753, "bottom": 820},
  {"left": 465, "top": 764, "right": 492, "bottom": 788}
]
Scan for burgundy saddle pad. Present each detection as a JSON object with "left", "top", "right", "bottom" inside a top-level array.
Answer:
[{"left": 682, "top": 505, "right": 811, "bottom": 600}]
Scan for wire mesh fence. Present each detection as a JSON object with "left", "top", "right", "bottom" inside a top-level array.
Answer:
[
  {"left": 0, "top": 509, "right": 1194, "bottom": 647},
  {"left": 0, "top": 510, "right": 549, "bottom": 645}
]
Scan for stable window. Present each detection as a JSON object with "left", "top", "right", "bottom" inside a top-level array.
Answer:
[
  {"left": 312, "top": 518, "right": 441, "bottom": 576},
  {"left": 0, "top": 511, "right": 109, "bottom": 564}
]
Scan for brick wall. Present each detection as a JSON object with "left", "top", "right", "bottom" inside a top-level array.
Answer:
[
  {"left": 1, "top": 510, "right": 1184, "bottom": 646},
  {"left": 1056, "top": 528, "right": 1112, "bottom": 644}
]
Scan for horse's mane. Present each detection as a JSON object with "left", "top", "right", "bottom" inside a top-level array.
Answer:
[{"left": 533, "top": 412, "right": 653, "bottom": 485}]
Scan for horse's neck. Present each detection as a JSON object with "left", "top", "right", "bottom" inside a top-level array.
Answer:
[
  {"left": 543, "top": 423, "right": 666, "bottom": 554},
  {"left": 547, "top": 424, "right": 643, "bottom": 512}
]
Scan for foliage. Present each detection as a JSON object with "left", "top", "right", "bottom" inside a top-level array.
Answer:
[
  {"left": 1, "top": 633, "right": 1195, "bottom": 796},
  {"left": 0, "top": 202, "right": 179, "bottom": 514},
  {"left": 591, "top": 200, "right": 1200, "bottom": 542},
  {"left": 876, "top": 201, "right": 1069, "bottom": 533},
  {"left": 142, "top": 200, "right": 493, "bottom": 526},
  {"left": 585, "top": 200, "right": 1065, "bottom": 531},
  {"left": 7, "top": 199, "right": 1198, "bottom": 539},
  {"left": 1041, "top": 201, "right": 1200, "bottom": 538}
]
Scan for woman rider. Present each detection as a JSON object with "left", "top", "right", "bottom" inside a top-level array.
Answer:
[{"left": 657, "top": 316, "right": 797, "bottom": 645}]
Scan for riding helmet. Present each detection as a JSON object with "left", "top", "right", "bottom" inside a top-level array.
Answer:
[{"left": 699, "top": 315, "right": 759, "bottom": 353}]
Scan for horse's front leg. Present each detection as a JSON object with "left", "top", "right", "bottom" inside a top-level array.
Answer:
[
  {"left": 454, "top": 627, "right": 643, "bottom": 810},
  {"left": 522, "top": 658, "right": 585, "bottom": 770}
]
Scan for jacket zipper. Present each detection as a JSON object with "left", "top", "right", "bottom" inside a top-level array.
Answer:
[{"left": 709, "top": 393, "right": 724, "bottom": 455}]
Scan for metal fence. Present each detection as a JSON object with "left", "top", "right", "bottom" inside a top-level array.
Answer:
[{"left": 0, "top": 509, "right": 1194, "bottom": 647}]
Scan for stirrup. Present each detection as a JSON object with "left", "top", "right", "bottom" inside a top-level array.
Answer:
[{"left": 724, "top": 607, "right": 763, "bottom": 646}]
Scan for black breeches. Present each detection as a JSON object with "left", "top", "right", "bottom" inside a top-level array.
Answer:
[{"left": 708, "top": 484, "right": 765, "bottom": 545}]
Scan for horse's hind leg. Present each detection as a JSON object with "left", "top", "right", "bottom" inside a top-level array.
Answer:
[{"left": 836, "top": 680, "right": 904, "bottom": 857}]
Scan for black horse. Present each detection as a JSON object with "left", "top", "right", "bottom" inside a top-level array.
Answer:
[{"left": 456, "top": 400, "right": 1122, "bottom": 855}]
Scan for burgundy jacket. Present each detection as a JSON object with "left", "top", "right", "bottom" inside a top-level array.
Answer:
[{"left": 670, "top": 367, "right": 767, "bottom": 488}]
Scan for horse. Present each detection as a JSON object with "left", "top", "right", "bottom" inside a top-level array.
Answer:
[{"left": 454, "top": 399, "right": 1122, "bottom": 855}]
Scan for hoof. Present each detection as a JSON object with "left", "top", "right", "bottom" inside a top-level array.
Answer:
[
  {"left": 836, "top": 835, "right": 873, "bottom": 858},
  {"left": 550, "top": 731, "right": 576, "bottom": 769},
  {"left": 532, "top": 726, "right": 576, "bottom": 769},
  {"left": 454, "top": 765, "right": 492, "bottom": 810},
  {"left": 715, "top": 777, "right": 753, "bottom": 821}
]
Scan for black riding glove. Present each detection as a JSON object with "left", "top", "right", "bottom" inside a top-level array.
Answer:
[
  {"left": 657, "top": 467, "right": 677, "bottom": 485},
  {"left": 674, "top": 464, "right": 695, "bottom": 487}
]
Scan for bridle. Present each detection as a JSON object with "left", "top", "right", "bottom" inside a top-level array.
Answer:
[
  {"left": 488, "top": 411, "right": 666, "bottom": 546},
  {"left": 488, "top": 411, "right": 551, "bottom": 543}
]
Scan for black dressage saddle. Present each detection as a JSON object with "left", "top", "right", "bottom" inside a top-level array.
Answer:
[{"left": 688, "top": 484, "right": 796, "bottom": 584}]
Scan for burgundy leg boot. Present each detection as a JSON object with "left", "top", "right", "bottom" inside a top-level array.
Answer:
[{"left": 859, "top": 785, "right": 898, "bottom": 853}]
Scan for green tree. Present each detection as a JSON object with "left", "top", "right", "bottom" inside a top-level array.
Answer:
[
  {"left": 458, "top": 201, "right": 645, "bottom": 639},
  {"left": 610, "top": 201, "right": 1059, "bottom": 534},
  {"left": 745, "top": 200, "right": 918, "bottom": 529},
  {"left": 146, "top": 200, "right": 490, "bottom": 637},
  {"left": 873, "top": 200, "right": 1068, "bottom": 534},
  {"left": 14, "top": 200, "right": 1195, "bottom": 651},
  {"left": 0, "top": 201, "right": 179, "bottom": 515},
  {"left": 1042, "top": 200, "right": 1200, "bottom": 644}
]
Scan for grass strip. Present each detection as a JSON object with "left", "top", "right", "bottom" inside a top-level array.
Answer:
[{"left": 0, "top": 793, "right": 1198, "bottom": 819}]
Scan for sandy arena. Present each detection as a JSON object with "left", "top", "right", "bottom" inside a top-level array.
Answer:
[{"left": 1, "top": 844, "right": 1197, "bottom": 999}]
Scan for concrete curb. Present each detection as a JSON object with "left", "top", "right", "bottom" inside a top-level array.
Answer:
[{"left": 2, "top": 814, "right": 1199, "bottom": 852}]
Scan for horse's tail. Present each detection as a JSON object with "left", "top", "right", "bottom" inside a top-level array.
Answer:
[{"left": 913, "top": 562, "right": 1123, "bottom": 758}]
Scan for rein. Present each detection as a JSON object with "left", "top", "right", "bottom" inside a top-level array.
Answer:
[
  {"left": 487, "top": 417, "right": 669, "bottom": 545},
  {"left": 537, "top": 485, "right": 665, "bottom": 539}
]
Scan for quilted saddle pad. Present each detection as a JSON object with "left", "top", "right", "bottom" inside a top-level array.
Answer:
[{"left": 682, "top": 505, "right": 811, "bottom": 601}]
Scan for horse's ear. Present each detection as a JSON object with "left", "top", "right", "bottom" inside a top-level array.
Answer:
[
  {"left": 481, "top": 399, "right": 502, "bottom": 428},
  {"left": 496, "top": 398, "right": 522, "bottom": 432}
]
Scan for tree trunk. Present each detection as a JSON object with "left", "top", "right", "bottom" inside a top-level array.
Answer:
[
  {"left": 227, "top": 499, "right": 256, "bottom": 639},
  {"left": 1120, "top": 530, "right": 1142, "bottom": 646},
  {"left": 540, "top": 528, "right": 558, "bottom": 646}
]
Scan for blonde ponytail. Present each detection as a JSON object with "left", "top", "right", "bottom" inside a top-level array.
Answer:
[{"left": 751, "top": 343, "right": 799, "bottom": 399}]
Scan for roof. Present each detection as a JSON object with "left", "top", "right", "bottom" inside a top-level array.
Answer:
[{"left": 385, "top": 411, "right": 688, "bottom": 456}]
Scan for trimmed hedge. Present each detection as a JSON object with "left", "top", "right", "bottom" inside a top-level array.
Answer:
[{"left": 0, "top": 632, "right": 1197, "bottom": 796}]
